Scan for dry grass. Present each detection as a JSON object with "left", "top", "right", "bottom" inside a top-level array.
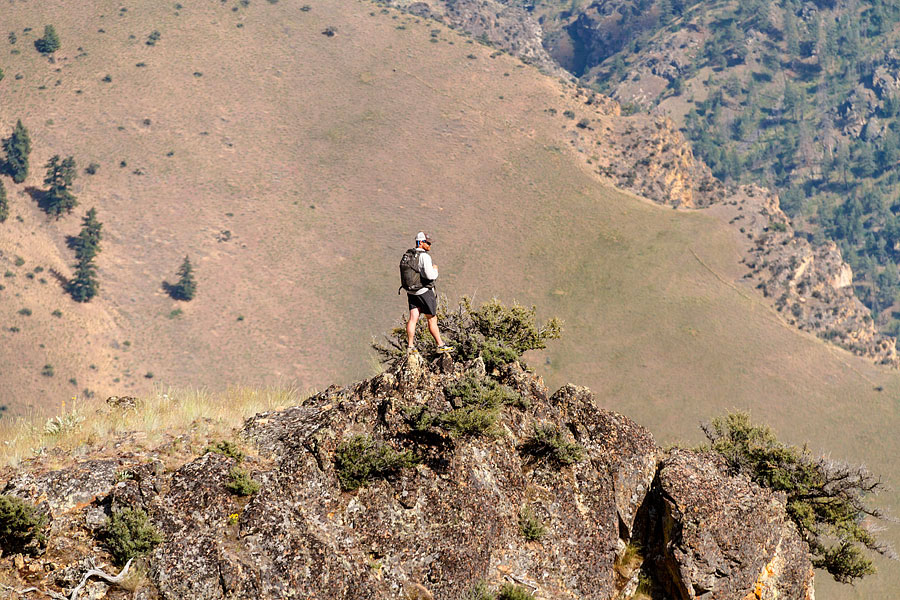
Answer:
[
  {"left": 614, "top": 541, "right": 643, "bottom": 579},
  {"left": 0, "top": 385, "right": 302, "bottom": 467}
]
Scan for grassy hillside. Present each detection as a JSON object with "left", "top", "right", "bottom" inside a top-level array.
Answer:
[{"left": 1, "top": 1, "right": 899, "bottom": 596}]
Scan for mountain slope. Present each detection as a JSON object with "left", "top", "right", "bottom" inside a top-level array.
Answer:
[
  {"left": 2, "top": 2, "right": 900, "bottom": 596},
  {"left": 534, "top": 0, "right": 900, "bottom": 340}
]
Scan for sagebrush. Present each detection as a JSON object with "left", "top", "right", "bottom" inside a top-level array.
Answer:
[
  {"left": 0, "top": 494, "right": 48, "bottom": 555},
  {"left": 334, "top": 435, "right": 417, "bottom": 491},
  {"left": 101, "top": 508, "right": 163, "bottom": 565},
  {"left": 374, "top": 296, "right": 561, "bottom": 366}
]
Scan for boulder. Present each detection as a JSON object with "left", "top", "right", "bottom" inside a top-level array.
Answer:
[{"left": 657, "top": 449, "right": 815, "bottom": 600}]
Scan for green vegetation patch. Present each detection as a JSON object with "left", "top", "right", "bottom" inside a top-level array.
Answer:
[
  {"left": 224, "top": 466, "right": 260, "bottom": 496},
  {"left": 702, "top": 411, "right": 892, "bottom": 584},
  {"left": 375, "top": 297, "right": 561, "bottom": 369},
  {"left": 204, "top": 439, "right": 245, "bottom": 462},
  {"left": 464, "top": 582, "right": 535, "bottom": 600},
  {"left": 334, "top": 435, "right": 417, "bottom": 491},
  {"left": 405, "top": 372, "right": 523, "bottom": 439},
  {"left": 518, "top": 505, "right": 545, "bottom": 541},
  {"left": 0, "top": 494, "right": 48, "bottom": 555},
  {"left": 101, "top": 508, "right": 163, "bottom": 566},
  {"left": 521, "top": 423, "right": 584, "bottom": 467}
]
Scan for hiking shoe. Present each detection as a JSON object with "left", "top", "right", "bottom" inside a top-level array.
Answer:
[
  {"left": 406, "top": 347, "right": 418, "bottom": 355},
  {"left": 436, "top": 345, "right": 453, "bottom": 354}
]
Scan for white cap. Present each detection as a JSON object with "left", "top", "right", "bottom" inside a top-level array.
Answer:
[{"left": 415, "top": 231, "right": 432, "bottom": 244}]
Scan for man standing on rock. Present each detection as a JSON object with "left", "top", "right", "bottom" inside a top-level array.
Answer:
[{"left": 399, "top": 232, "right": 452, "bottom": 354}]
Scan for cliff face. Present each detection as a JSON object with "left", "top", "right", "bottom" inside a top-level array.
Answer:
[
  {"left": 0, "top": 356, "right": 814, "bottom": 599},
  {"left": 391, "top": 0, "right": 565, "bottom": 75}
]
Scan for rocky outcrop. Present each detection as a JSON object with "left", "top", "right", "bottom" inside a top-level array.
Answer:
[
  {"left": 655, "top": 450, "right": 815, "bottom": 600},
  {"left": 548, "top": 79, "right": 898, "bottom": 362},
  {"left": 723, "top": 187, "right": 900, "bottom": 365},
  {"left": 388, "top": 0, "right": 566, "bottom": 75},
  {"left": 0, "top": 357, "right": 816, "bottom": 599}
]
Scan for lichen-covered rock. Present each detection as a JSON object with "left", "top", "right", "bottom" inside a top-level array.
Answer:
[
  {"left": 3, "top": 459, "right": 122, "bottom": 515},
  {"left": 0, "top": 360, "right": 816, "bottom": 600},
  {"left": 237, "top": 358, "right": 659, "bottom": 599},
  {"left": 656, "top": 449, "right": 815, "bottom": 600}
]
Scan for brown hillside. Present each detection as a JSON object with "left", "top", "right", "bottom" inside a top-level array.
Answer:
[{"left": 2, "top": 3, "right": 900, "bottom": 596}]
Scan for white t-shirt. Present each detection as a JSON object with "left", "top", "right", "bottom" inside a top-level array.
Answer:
[{"left": 413, "top": 248, "right": 438, "bottom": 296}]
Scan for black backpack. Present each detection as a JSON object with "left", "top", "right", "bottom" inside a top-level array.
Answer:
[{"left": 399, "top": 249, "right": 423, "bottom": 293}]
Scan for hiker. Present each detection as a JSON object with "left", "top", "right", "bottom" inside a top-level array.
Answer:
[{"left": 399, "top": 232, "right": 452, "bottom": 354}]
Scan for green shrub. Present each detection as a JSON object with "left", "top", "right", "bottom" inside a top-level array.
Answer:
[
  {"left": 374, "top": 296, "right": 561, "bottom": 368},
  {"left": 518, "top": 506, "right": 545, "bottom": 541},
  {"left": 204, "top": 440, "right": 244, "bottom": 462},
  {"left": 521, "top": 424, "right": 584, "bottom": 467},
  {"left": 41, "top": 364, "right": 54, "bottom": 377},
  {"left": 224, "top": 466, "right": 260, "bottom": 496},
  {"left": 444, "top": 372, "right": 520, "bottom": 409},
  {"left": 334, "top": 435, "right": 417, "bottom": 491},
  {"left": 480, "top": 339, "right": 519, "bottom": 373},
  {"left": 34, "top": 25, "right": 60, "bottom": 54},
  {"left": 702, "top": 412, "right": 892, "bottom": 584},
  {"left": 405, "top": 373, "right": 523, "bottom": 438},
  {"left": 436, "top": 406, "right": 500, "bottom": 438},
  {"left": 101, "top": 508, "right": 163, "bottom": 565},
  {"left": 466, "top": 582, "right": 495, "bottom": 600},
  {"left": 467, "top": 297, "right": 562, "bottom": 356},
  {"left": 0, "top": 494, "right": 48, "bottom": 555},
  {"left": 496, "top": 584, "right": 535, "bottom": 600}
]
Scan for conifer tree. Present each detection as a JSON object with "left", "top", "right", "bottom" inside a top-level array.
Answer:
[
  {"left": 43, "top": 155, "right": 78, "bottom": 218},
  {"left": 74, "top": 207, "right": 102, "bottom": 260},
  {"left": 3, "top": 120, "right": 31, "bottom": 184},
  {"left": 171, "top": 256, "right": 197, "bottom": 301},
  {"left": 67, "top": 255, "right": 98, "bottom": 302},
  {"left": 34, "top": 25, "right": 60, "bottom": 54},
  {"left": 0, "top": 179, "right": 7, "bottom": 223}
]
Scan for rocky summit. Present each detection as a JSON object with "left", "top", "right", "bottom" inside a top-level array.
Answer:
[{"left": 0, "top": 355, "right": 814, "bottom": 599}]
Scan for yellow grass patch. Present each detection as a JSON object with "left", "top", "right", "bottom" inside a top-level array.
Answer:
[{"left": 0, "top": 385, "right": 302, "bottom": 467}]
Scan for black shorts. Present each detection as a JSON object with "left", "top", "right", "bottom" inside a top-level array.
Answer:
[{"left": 408, "top": 289, "right": 437, "bottom": 316}]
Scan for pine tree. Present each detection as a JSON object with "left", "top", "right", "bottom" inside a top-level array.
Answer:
[
  {"left": 172, "top": 256, "right": 197, "bottom": 301},
  {"left": 67, "top": 255, "right": 98, "bottom": 302},
  {"left": 0, "top": 179, "right": 7, "bottom": 223},
  {"left": 34, "top": 25, "right": 60, "bottom": 54},
  {"left": 657, "top": 0, "right": 673, "bottom": 24},
  {"left": 74, "top": 207, "right": 102, "bottom": 261},
  {"left": 43, "top": 155, "right": 78, "bottom": 218},
  {"left": 3, "top": 120, "right": 31, "bottom": 184}
]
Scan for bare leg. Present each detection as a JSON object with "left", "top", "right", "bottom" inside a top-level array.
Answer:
[
  {"left": 407, "top": 308, "right": 420, "bottom": 349},
  {"left": 425, "top": 314, "right": 444, "bottom": 347}
]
